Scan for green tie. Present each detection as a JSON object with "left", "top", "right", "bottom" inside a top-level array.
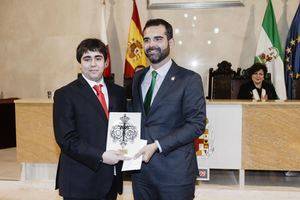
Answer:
[{"left": 144, "top": 70, "right": 158, "bottom": 115}]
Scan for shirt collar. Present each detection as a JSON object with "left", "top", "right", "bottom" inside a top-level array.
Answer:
[
  {"left": 82, "top": 74, "right": 105, "bottom": 89},
  {"left": 149, "top": 59, "right": 172, "bottom": 78}
]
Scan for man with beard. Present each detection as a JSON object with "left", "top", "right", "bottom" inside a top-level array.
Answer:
[{"left": 131, "top": 19, "right": 206, "bottom": 200}]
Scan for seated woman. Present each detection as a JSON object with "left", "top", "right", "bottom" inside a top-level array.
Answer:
[{"left": 238, "top": 63, "right": 278, "bottom": 100}]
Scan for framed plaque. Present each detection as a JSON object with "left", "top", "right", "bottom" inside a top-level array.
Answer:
[{"left": 148, "top": 0, "right": 244, "bottom": 9}]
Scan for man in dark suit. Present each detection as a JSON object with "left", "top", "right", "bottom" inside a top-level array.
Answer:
[
  {"left": 53, "top": 38, "right": 127, "bottom": 200},
  {"left": 131, "top": 19, "right": 206, "bottom": 200}
]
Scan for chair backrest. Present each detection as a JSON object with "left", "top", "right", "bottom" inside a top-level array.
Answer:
[
  {"left": 292, "top": 79, "right": 300, "bottom": 99},
  {"left": 212, "top": 74, "right": 232, "bottom": 99},
  {"left": 231, "top": 79, "right": 247, "bottom": 99},
  {"left": 123, "top": 77, "right": 133, "bottom": 100},
  {"left": 207, "top": 61, "right": 243, "bottom": 99}
]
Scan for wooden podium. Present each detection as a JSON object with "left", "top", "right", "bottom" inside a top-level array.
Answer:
[{"left": 14, "top": 99, "right": 59, "bottom": 163}]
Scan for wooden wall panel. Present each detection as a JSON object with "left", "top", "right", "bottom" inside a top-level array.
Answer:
[
  {"left": 15, "top": 101, "right": 59, "bottom": 163},
  {"left": 242, "top": 104, "right": 300, "bottom": 170}
]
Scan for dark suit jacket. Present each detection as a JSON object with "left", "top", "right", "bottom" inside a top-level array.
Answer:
[
  {"left": 237, "top": 80, "right": 278, "bottom": 100},
  {"left": 53, "top": 75, "right": 126, "bottom": 199},
  {"left": 132, "top": 61, "right": 206, "bottom": 186}
]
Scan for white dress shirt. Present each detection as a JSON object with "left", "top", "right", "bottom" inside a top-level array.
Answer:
[{"left": 141, "top": 59, "right": 172, "bottom": 104}]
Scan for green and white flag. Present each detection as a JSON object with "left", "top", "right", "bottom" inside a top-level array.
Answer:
[{"left": 255, "top": 0, "right": 286, "bottom": 100}]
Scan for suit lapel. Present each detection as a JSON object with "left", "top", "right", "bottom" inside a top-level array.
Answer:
[
  {"left": 148, "top": 61, "right": 179, "bottom": 115},
  {"left": 135, "top": 68, "right": 149, "bottom": 117},
  {"left": 105, "top": 80, "right": 115, "bottom": 112},
  {"left": 77, "top": 75, "right": 108, "bottom": 121}
]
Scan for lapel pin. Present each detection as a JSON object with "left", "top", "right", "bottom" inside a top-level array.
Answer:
[{"left": 171, "top": 76, "right": 175, "bottom": 81}]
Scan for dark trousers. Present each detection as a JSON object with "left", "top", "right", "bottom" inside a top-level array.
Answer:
[
  {"left": 64, "top": 176, "right": 118, "bottom": 200},
  {"left": 132, "top": 174, "right": 195, "bottom": 200}
]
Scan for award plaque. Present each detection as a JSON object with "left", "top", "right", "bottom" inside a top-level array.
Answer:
[
  {"left": 106, "top": 112, "right": 146, "bottom": 171},
  {"left": 106, "top": 112, "right": 141, "bottom": 157}
]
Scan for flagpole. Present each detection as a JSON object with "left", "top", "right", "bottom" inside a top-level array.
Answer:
[{"left": 100, "top": 0, "right": 112, "bottom": 78}]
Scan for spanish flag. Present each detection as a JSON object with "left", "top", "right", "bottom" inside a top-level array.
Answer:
[{"left": 124, "top": 0, "right": 147, "bottom": 78}]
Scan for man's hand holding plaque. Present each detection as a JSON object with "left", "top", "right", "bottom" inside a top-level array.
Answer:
[
  {"left": 102, "top": 150, "right": 128, "bottom": 165},
  {"left": 106, "top": 112, "right": 146, "bottom": 171}
]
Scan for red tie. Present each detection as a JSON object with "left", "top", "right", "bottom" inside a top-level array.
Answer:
[{"left": 93, "top": 84, "right": 109, "bottom": 118}]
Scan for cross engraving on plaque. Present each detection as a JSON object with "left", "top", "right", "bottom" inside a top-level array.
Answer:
[{"left": 110, "top": 114, "right": 138, "bottom": 149}]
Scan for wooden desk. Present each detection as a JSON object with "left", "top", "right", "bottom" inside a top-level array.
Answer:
[
  {"left": 15, "top": 99, "right": 300, "bottom": 178},
  {"left": 205, "top": 100, "right": 300, "bottom": 171}
]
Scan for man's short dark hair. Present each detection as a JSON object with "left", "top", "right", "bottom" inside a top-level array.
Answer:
[
  {"left": 249, "top": 63, "right": 268, "bottom": 78},
  {"left": 143, "top": 18, "right": 173, "bottom": 40},
  {"left": 76, "top": 38, "right": 107, "bottom": 63}
]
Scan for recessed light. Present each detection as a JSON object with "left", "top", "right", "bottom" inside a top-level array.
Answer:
[{"left": 214, "top": 27, "right": 220, "bottom": 34}]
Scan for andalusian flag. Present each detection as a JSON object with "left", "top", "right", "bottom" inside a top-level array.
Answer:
[
  {"left": 101, "top": 0, "right": 111, "bottom": 78},
  {"left": 124, "top": 0, "right": 147, "bottom": 78},
  {"left": 255, "top": 0, "right": 286, "bottom": 99}
]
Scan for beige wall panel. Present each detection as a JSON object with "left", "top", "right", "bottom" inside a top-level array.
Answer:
[
  {"left": 15, "top": 102, "right": 59, "bottom": 163},
  {"left": 1, "top": 0, "right": 299, "bottom": 98},
  {"left": 0, "top": 0, "right": 103, "bottom": 98},
  {"left": 242, "top": 104, "right": 300, "bottom": 170}
]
